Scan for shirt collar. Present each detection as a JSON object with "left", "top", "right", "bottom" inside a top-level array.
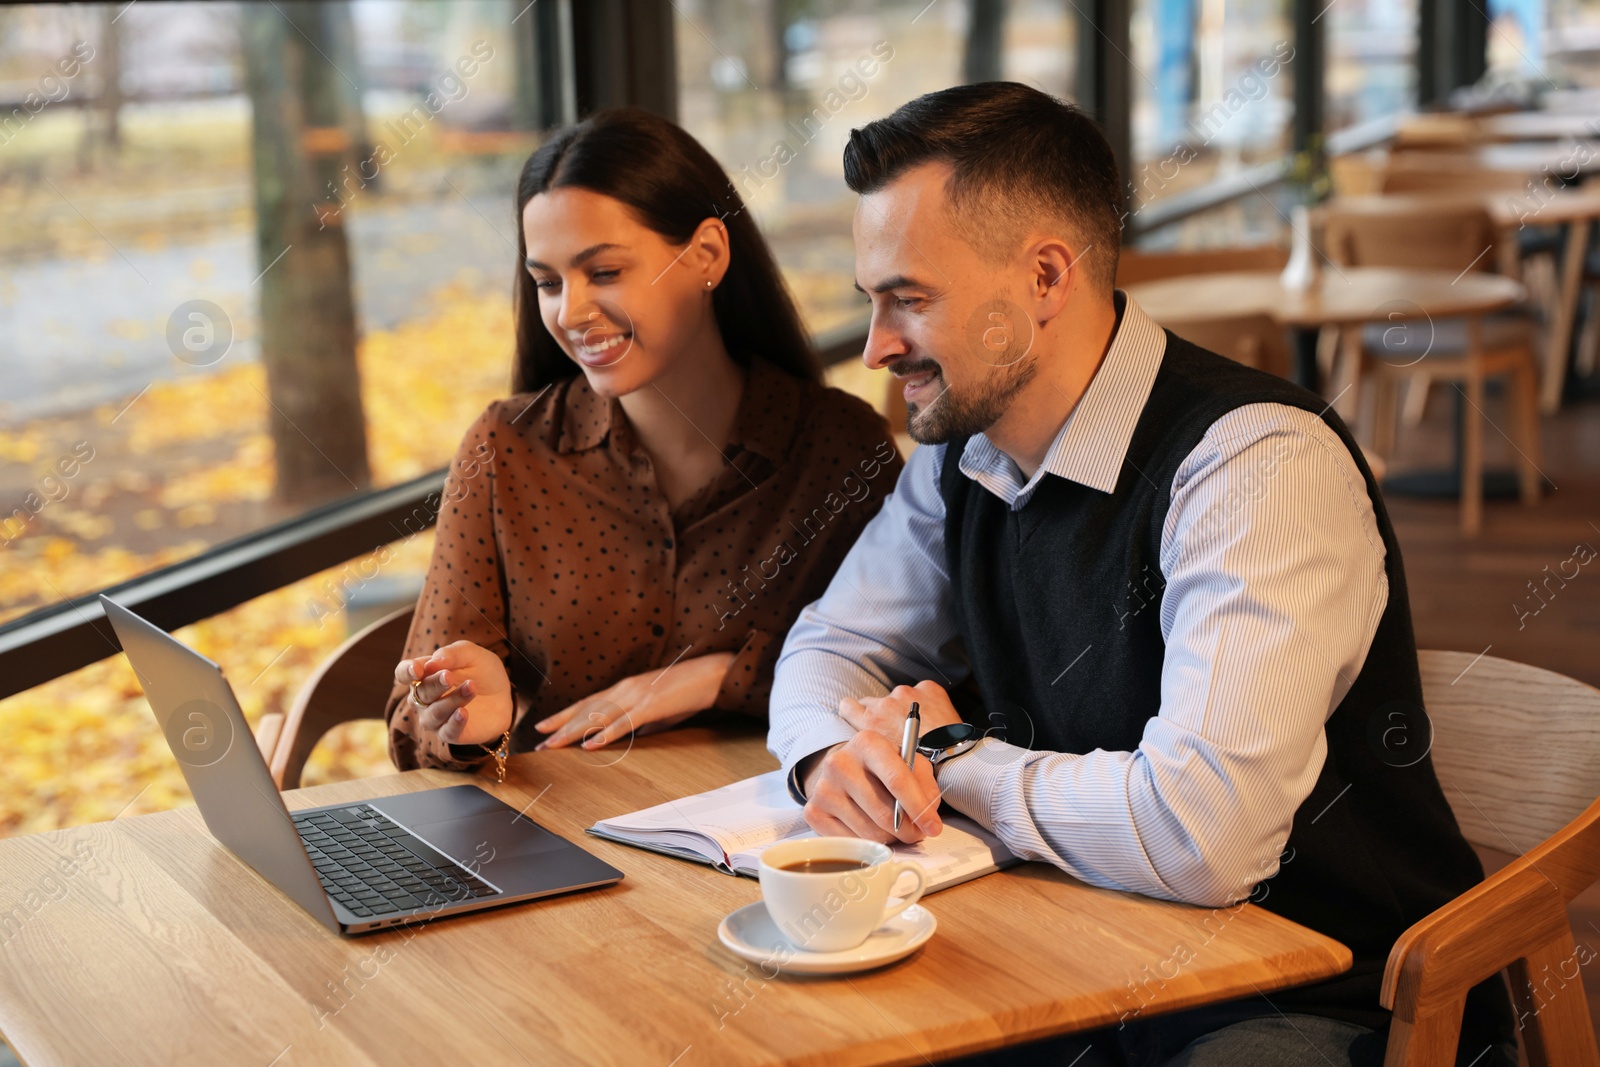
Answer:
[
  {"left": 957, "top": 290, "right": 1167, "bottom": 508},
  {"left": 557, "top": 370, "right": 613, "bottom": 453},
  {"left": 556, "top": 354, "right": 799, "bottom": 461}
]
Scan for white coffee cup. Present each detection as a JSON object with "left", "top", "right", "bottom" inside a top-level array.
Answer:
[{"left": 758, "top": 836, "right": 928, "bottom": 953}]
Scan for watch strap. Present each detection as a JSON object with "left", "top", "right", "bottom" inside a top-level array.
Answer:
[{"left": 785, "top": 761, "right": 808, "bottom": 805}]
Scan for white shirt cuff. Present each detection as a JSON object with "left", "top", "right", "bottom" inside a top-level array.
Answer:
[
  {"left": 780, "top": 721, "right": 857, "bottom": 801},
  {"left": 933, "top": 737, "right": 1024, "bottom": 821}
]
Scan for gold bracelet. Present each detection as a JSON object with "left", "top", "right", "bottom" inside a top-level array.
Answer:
[{"left": 489, "top": 729, "right": 512, "bottom": 784}]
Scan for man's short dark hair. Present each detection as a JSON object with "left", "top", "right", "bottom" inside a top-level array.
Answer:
[{"left": 843, "top": 82, "right": 1123, "bottom": 291}]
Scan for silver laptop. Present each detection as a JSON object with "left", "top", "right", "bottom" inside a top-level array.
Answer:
[{"left": 100, "top": 594, "right": 624, "bottom": 935}]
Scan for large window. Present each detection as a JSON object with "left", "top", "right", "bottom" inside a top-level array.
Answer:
[
  {"left": 1128, "top": 0, "right": 1295, "bottom": 209},
  {"left": 1326, "top": 0, "right": 1419, "bottom": 129},
  {"left": 1487, "top": 0, "right": 1600, "bottom": 88},
  {"left": 673, "top": 0, "right": 1078, "bottom": 338},
  {"left": 1, "top": 1, "right": 552, "bottom": 630},
  {"left": 1546, "top": 0, "right": 1600, "bottom": 85},
  {"left": 1124, "top": 0, "right": 1296, "bottom": 250},
  {"left": 1, "top": 0, "right": 555, "bottom": 834},
  {"left": 1487, "top": 0, "right": 1545, "bottom": 79}
]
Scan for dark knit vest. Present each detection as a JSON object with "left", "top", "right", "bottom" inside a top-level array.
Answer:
[{"left": 939, "top": 330, "right": 1513, "bottom": 1043}]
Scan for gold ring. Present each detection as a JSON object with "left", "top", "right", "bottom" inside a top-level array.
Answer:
[{"left": 410, "top": 678, "right": 425, "bottom": 706}]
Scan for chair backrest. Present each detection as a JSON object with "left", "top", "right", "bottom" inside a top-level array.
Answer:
[
  {"left": 1115, "top": 244, "right": 1288, "bottom": 288},
  {"left": 270, "top": 603, "right": 416, "bottom": 789},
  {"left": 1393, "top": 114, "right": 1483, "bottom": 151},
  {"left": 1380, "top": 651, "right": 1600, "bottom": 1067},
  {"left": 1159, "top": 313, "right": 1292, "bottom": 379},
  {"left": 1420, "top": 649, "right": 1600, "bottom": 860},
  {"left": 1379, "top": 159, "right": 1533, "bottom": 195},
  {"left": 1331, "top": 151, "right": 1388, "bottom": 197},
  {"left": 1322, "top": 200, "right": 1502, "bottom": 274}
]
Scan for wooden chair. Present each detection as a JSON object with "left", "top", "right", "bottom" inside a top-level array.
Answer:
[
  {"left": 1366, "top": 168, "right": 1564, "bottom": 412},
  {"left": 1159, "top": 312, "right": 1293, "bottom": 380},
  {"left": 1393, "top": 114, "right": 1485, "bottom": 151},
  {"left": 1571, "top": 237, "right": 1600, "bottom": 395},
  {"left": 1331, "top": 154, "right": 1383, "bottom": 197},
  {"left": 1379, "top": 158, "right": 1535, "bottom": 196},
  {"left": 254, "top": 603, "right": 415, "bottom": 789},
  {"left": 1322, "top": 200, "right": 1543, "bottom": 534},
  {"left": 1382, "top": 650, "right": 1600, "bottom": 1066},
  {"left": 1115, "top": 244, "right": 1288, "bottom": 288}
]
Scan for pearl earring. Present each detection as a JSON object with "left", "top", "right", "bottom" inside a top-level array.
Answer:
[{"left": 705, "top": 280, "right": 714, "bottom": 289}]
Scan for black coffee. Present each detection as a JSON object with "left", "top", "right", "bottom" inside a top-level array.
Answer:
[{"left": 777, "top": 858, "right": 870, "bottom": 874}]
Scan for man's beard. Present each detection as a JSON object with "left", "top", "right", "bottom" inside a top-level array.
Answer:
[{"left": 897, "top": 355, "right": 1039, "bottom": 445}]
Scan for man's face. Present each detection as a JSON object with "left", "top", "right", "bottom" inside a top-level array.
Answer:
[{"left": 853, "top": 162, "right": 1039, "bottom": 444}]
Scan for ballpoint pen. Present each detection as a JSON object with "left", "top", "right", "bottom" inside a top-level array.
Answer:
[{"left": 893, "top": 702, "right": 920, "bottom": 832}]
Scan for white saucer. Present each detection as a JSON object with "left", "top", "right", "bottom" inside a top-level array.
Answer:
[{"left": 716, "top": 901, "right": 936, "bottom": 975}]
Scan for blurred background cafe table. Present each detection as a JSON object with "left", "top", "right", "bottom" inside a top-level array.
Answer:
[{"left": 1123, "top": 260, "right": 1531, "bottom": 534}]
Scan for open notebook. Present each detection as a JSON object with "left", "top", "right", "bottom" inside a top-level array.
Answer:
[{"left": 587, "top": 769, "right": 1019, "bottom": 893}]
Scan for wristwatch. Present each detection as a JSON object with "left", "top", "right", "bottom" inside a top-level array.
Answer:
[{"left": 916, "top": 721, "right": 981, "bottom": 775}]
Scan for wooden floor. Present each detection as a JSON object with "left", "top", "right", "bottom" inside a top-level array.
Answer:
[
  {"left": 1380, "top": 387, "right": 1600, "bottom": 690},
  {"left": 1376, "top": 382, "right": 1600, "bottom": 1052}
]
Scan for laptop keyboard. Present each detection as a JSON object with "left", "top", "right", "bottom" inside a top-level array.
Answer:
[{"left": 291, "top": 804, "right": 498, "bottom": 919}]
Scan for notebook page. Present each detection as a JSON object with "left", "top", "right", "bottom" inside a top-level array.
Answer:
[{"left": 590, "top": 769, "right": 808, "bottom": 857}]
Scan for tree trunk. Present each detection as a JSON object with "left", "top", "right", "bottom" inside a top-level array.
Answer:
[
  {"left": 240, "top": 1, "right": 372, "bottom": 510},
  {"left": 511, "top": 0, "right": 541, "bottom": 130},
  {"left": 322, "top": 2, "right": 375, "bottom": 189},
  {"left": 80, "top": 3, "right": 121, "bottom": 171}
]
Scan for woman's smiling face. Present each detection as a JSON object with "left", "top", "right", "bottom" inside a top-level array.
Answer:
[{"left": 522, "top": 186, "right": 720, "bottom": 398}]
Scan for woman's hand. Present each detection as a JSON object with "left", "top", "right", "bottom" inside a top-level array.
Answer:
[
  {"left": 393, "top": 640, "right": 514, "bottom": 749},
  {"left": 533, "top": 651, "right": 736, "bottom": 750}
]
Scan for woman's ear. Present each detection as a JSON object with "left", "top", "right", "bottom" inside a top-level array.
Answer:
[{"left": 690, "top": 216, "right": 732, "bottom": 288}]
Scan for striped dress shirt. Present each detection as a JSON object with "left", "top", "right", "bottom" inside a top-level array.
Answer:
[{"left": 766, "top": 294, "right": 1389, "bottom": 907}]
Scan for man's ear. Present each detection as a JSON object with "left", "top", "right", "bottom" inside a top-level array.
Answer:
[
  {"left": 1030, "top": 237, "right": 1086, "bottom": 325},
  {"left": 690, "top": 217, "right": 732, "bottom": 287}
]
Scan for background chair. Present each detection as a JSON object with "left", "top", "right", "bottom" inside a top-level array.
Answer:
[
  {"left": 1322, "top": 200, "right": 1543, "bottom": 534},
  {"left": 255, "top": 603, "right": 415, "bottom": 789},
  {"left": 1378, "top": 164, "right": 1563, "bottom": 294},
  {"left": 1379, "top": 157, "right": 1533, "bottom": 196},
  {"left": 1160, "top": 311, "right": 1389, "bottom": 479},
  {"left": 1392, "top": 114, "right": 1486, "bottom": 152},
  {"left": 1568, "top": 229, "right": 1600, "bottom": 398},
  {"left": 1382, "top": 650, "right": 1600, "bottom": 1066},
  {"left": 1115, "top": 244, "right": 1288, "bottom": 288},
  {"left": 1159, "top": 312, "right": 1293, "bottom": 380}
]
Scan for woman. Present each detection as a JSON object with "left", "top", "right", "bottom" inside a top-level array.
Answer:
[{"left": 384, "top": 108, "right": 903, "bottom": 772}]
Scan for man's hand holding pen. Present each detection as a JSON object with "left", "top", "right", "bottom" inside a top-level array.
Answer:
[{"left": 796, "top": 680, "right": 962, "bottom": 846}]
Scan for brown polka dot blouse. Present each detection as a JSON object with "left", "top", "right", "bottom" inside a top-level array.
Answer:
[{"left": 384, "top": 356, "right": 905, "bottom": 772}]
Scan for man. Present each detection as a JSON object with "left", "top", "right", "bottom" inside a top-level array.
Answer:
[{"left": 766, "top": 82, "right": 1515, "bottom": 1066}]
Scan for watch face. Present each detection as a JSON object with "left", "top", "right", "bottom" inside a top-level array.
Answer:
[{"left": 919, "top": 721, "right": 979, "bottom": 750}]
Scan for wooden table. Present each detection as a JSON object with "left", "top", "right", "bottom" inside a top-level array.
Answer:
[
  {"left": 1126, "top": 267, "right": 1529, "bottom": 530},
  {"left": 1465, "top": 141, "right": 1600, "bottom": 176},
  {"left": 1476, "top": 112, "right": 1600, "bottom": 143},
  {"left": 1537, "top": 88, "right": 1600, "bottom": 116},
  {"left": 0, "top": 727, "right": 1352, "bottom": 1066},
  {"left": 1124, "top": 266, "right": 1524, "bottom": 332}
]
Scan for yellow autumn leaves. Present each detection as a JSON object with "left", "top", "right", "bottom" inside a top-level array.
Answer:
[{"left": 0, "top": 283, "right": 511, "bottom": 836}]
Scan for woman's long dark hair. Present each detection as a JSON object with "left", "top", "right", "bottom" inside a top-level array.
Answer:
[{"left": 511, "top": 108, "right": 821, "bottom": 393}]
